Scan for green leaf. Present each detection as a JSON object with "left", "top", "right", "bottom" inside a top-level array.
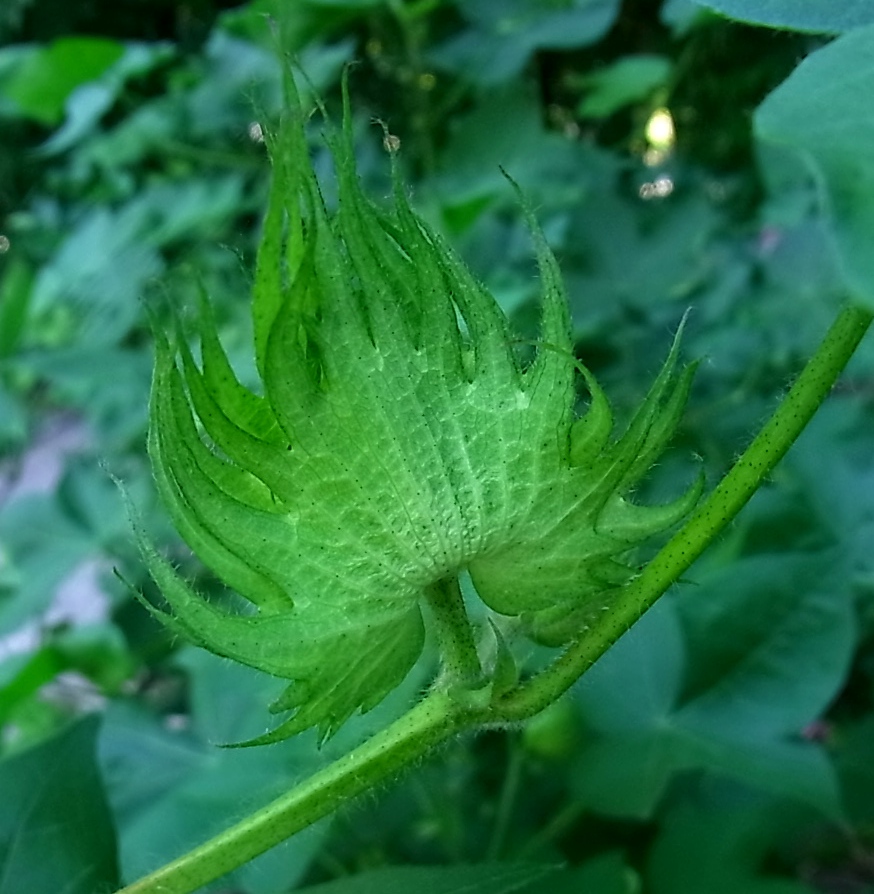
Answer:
[
  {"left": 571, "top": 601, "right": 685, "bottom": 816},
  {"left": 296, "top": 859, "right": 634, "bottom": 894},
  {"left": 755, "top": 23, "right": 874, "bottom": 310},
  {"left": 0, "top": 458, "right": 150, "bottom": 637},
  {"left": 220, "top": 0, "right": 375, "bottom": 58},
  {"left": 31, "top": 207, "right": 162, "bottom": 344},
  {"left": 0, "top": 716, "right": 119, "bottom": 894},
  {"left": 661, "top": 0, "right": 705, "bottom": 34},
  {"left": 0, "top": 624, "right": 133, "bottom": 729},
  {"left": 431, "top": 0, "right": 622, "bottom": 84},
  {"left": 0, "top": 255, "right": 32, "bottom": 358},
  {"left": 21, "top": 345, "right": 153, "bottom": 447},
  {"left": 577, "top": 55, "right": 672, "bottom": 119},
  {"left": 557, "top": 854, "right": 635, "bottom": 894},
  {"left": 0, "top": 37, "right": 124, "bottom": 125},
  {"left": 435, "top": 84, "right": 590, "bottom": 221},
  {"left": 0, "top": 494, "right": 94, "bottom": 635},
  {"left": 695, "top": 0, "right": 874, "bottom": 33},
  {"left": 563, "top": 187, "right": 718, "bottom": 320},
  {"left": 572, "top": 547, "right": 853, "bottom": 819},
  {"left": 835, "top": 715, "right": 874, "bottom": 828},
  {"left": 295, "top": 862, "right": 564, "bottom": 894},
  {"left": 648, "top": 797, "right": 816, "bottom": 894},
  {"left": 101, "top": 652, "right": 328, "bottom": 892},
  {"left": 40, "top": 42, "right": 175, "bottom": 155},
  {"left": 0, "top": 385, "right": 27, "bottom": 450},
  {"left": 778, "top": 396, "right": 874, "bottom": 574},
  {"left": 676, "top": 552, "right": 856, "bottom": 740},
  {"left": 102, "top": 646, "right": 428, "bottom": 891}
]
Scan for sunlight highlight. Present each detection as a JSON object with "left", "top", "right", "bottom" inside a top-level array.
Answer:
[{"left": 645, "top": 107, "right": 675, "bottom": 149}]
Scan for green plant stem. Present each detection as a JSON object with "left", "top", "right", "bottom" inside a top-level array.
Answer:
[
  {"left": 490, "top": 302, "right": 873, "bottom": 722},
  {"left": 117, "top": 303, "right": 871, "bottom": 894},
  {"left": 115, "top": 690, "right": 467, "bottom": 894},
  {"left": 425, "top": 576, "right": 483, "bottom": 683}
]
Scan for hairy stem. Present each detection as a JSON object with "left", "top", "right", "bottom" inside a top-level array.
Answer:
[{"left": 490, "top": 302, "right": 873, "bottom": 722}]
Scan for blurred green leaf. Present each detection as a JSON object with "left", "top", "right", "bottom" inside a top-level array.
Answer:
[
  {"left": 1, "top": 37, "right": 124, "bottom": 125},
  {"left": 29, "top": 173, "right": 245, "bottom": 348},
  {"left": 777, "top": 397, "right": 874, "bottom": 576},
  {"left": 101, "top": 640, "right": 433, "bottom": 891},
  {"left": 677, "top": 552, "right": 855, "bottom": 739},
  {"left": 661, "top": 0, "right": 706, "bottom": 33},
  {"left": 101, "top": 650, "right": 334, "bottom": 892},
  {"left": 835, "top": 715, "right": 874, "bottom": 828},
  {"left": 0, "top": 542, "right": 18, "bottom": 595},
  {"left": 297, "top": 855, "right": 635, "bottom": 894},
  {"left": 433, "top": 84, "right": 594, "bottom": 226},
  {"left": 0, "top": 0, "right": 34, "bottom": 41},
  {"left": 431, "top": 0, "right": 621, "bottom": 84},
  {"left": 562, "top": 186, "right": 717, "bottom": 330},
  {"left": 41, "top": 42, "right": 176, "bottom": 155},
  {"left": 756, "top": 23, "right": 874, "bottom": 310},
  {"left": 0, "top": 255, "right": 32, "bottom": 358},
  {"left": 648, "top": 797, "right": 815, "bottom": 894},
  {"left": 0, "top": 493, "right": 96, "bottom": 634},
  {"left": 31, "top": 207, "right": 162, "bottom": 344},
  {"left": 0, "top": 460, "right": 147, "bottom": 635},
  {"left": 571, "top": 547, "right": 853, "bottom": 820},
  {"left": 577, "top": 55, "right": 672, "bottom": 119},
  {"left": 0, "top": 623, "right": 132, "bottom": 726},
  {"left": 221, "top": 0, "right": 381, "bottom": 51},
  {"left": 0, "top": 715, "right": 119, "bottom": 894},
  {"left": 0, "top": 386, "right": 27, "bottom": 450},
  {"left": 135, "top": 175, "right": 247, "bottom": 247},
  {"left": 571, "top": 601, "right": 685, "bottom": 816},
  {"left": 696, "top": 0, "right": 874, "bottom": 33},
  {"left": 22, "top": 347, "right": 153, "bottom": 447},
  {"left": 556, "top": 854, "right": 636, "bottom": 894},
  {"left": 296, "top": 862, "right": 564, "bottom": 894}
]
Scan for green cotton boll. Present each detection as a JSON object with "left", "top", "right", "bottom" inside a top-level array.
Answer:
[{"left": 138, "top": 75, "right": 700, "bottom": 744}]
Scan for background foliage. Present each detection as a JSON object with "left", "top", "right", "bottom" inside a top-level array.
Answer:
[{"left": 2, "top": 1, "right": 874, "bottom": 892}]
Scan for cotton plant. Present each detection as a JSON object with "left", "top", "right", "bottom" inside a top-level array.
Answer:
[
  {"left": 136, "top": 76, "right": 699, "bottom": 743},
  {"left": 119, "top": 74, "right": 872, "bottom": 894}
]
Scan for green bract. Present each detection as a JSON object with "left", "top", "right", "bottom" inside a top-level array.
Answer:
[{"left": 138, "top": 83, "right": 701, "bottom": 744}]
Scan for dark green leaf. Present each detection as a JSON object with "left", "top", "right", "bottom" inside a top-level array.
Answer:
[
  {"left": 0, "top": 255, "right": 32, "bottom": 358},
  {"left": 676, "top": 552, "right": 855, "bottom": 739},
  {"left": 756, "top": 24, "right": 874, "bottom": 310},
  {"left": 572, "top": 546, "right": 853, "bottom": 820},
  {"left": 1, "top": 37, "right": 124, "bottom": 125},
  {"left": 295, "top": 862, "right": 563, "bottom": 894},
  {"left": 648, "top": 797, "right": 815, "bottom": 894},
  {"left": 100, "top": 647, "right": 394, "bottom": 891},
  {"left": 696, "top": 0, "right": 874, "bottom": 33},
  {"left": 40, "top": 42, "right": 175, "bottom": 154},
  {"left": 661, "top": 0, "right": 705, "bottom": 33},
  {"left": 431, "top": 0, "right": 621, "bottom": 84},
  {"left": 0, "top": 715, "right": 119, "bottom": 894},
  {"left": 577, "top": 55, "right": 672, "bottom": 119}
]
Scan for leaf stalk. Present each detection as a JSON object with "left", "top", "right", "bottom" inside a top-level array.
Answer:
[{"left": 424, "top": 576, "right": 483, "bottom": 684}]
